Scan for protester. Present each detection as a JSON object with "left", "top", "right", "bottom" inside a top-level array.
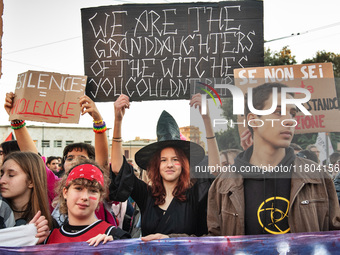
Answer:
[
  {"left": 4, "top": 92, "right": 117, "bottom": 226},
  {"left": 0, "top": 194, "right": 15, "bottom": 229},
  {"left": 190, "top": 93, "right": 221, "bottom": 172},
  {"left": 110, "top": 94, "right": 220, "bottom": 238},
  {"left": 46, "top": 156, "right": 60, "bottom": 175},
  {"left": 220, "top": 149, "right": 242, "bottom": 167},
  {"left": 0, "top": 140, "right": 51, "bottom": 237},
  {"left": 45, "top": 160, "right": 130, "bottom": 245},
  {"left": 0, "top": 140, "right": 20, "bottom": 165},
  {"left": 334, "top": 173, "right": 340, "bottom": 205},
  {"left": 208, "top": 83, "right": 340, "bottom": 236},
  {"left": 290, "top": 143, "right": 302, "bottom": 154},
  {"left": 329, "top": 152, "right": 340, "bottom": 179},
  {"left": 306, "top": 144, "right": 320, "bottom": 163},
  {"left": 0, "top": 151, "right": 53, "bottom": 232},
  {"left": 296, "top": 149, "right": 319, "bottom": 163},
  {"left": 331, "top": 152, "right": 340, "bottom": 204}
]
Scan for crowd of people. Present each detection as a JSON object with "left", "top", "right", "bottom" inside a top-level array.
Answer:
[{"left": 1, "top": 82, "right": 340, "bottom": 247}]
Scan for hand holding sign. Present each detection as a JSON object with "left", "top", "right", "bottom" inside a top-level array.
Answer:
[
  {"left": 114, "top": 94, "right": 130, "bottom": 122},
  {"left": 79, "top": 95, "right": 102, "bottom": 123},
  {"left": 4, "top": 92, "right": 15, "bottom": 116},
  {"left": 190, "top": 93, "right": 210, "bottom": 118}
]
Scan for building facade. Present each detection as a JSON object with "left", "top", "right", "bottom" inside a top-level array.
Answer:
[
  {"left": 121, "top": 137, "right": 157, "bottom": 167},
  {"left": 0, "top": 125, "right": 205, "bottom": 162},
  {"left": 179, "top": 125, "right": 205, "bottom": 150},
  {"left": 0, "top": 125, "right": 109, "bottom": 157}
]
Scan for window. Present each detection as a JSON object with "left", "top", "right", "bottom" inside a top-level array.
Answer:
[
  {"left": 54, "top": 140, "right": 62, "bottom": 147},
  {"left": 42, "top": 140, "right": 50, "bottom": 148},
  {"left": 65, "top": 140, "right": 74, "bottom": 146},
  {"left": 124, "top": 150, "right": 129, "bottom": 159},
  {"left": 84, "top": 141, "right": 92, "bottom": 145}
]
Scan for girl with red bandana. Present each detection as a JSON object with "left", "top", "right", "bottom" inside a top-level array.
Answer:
[{"left": 45, "top": 161, "right": 130, "bottom": 246}]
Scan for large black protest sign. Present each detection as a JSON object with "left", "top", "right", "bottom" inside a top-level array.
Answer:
[{"left": 81, "top": 1, "right": 263, "bottom": 102}]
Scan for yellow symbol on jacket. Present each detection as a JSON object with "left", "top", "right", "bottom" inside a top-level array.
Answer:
[{"left": 257, "top": 197, "right": 290, "bottom": 234}]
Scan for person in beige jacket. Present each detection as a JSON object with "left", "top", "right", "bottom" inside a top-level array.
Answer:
[{"left": 208, "top": 83, "right": 340, "bottom": 236}]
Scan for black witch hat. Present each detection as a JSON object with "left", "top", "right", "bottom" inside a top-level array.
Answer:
[{"left": 135, "top": 111, "right": 205, "bottom": 170}]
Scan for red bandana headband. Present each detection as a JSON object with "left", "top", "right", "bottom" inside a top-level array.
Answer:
[{"left": 66, "top": 164, "right": 104, "bottom": 187}]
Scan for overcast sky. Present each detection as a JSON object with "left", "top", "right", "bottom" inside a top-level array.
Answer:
[{"left": 1, "top": 0, "right": 339, "bottom": 141}]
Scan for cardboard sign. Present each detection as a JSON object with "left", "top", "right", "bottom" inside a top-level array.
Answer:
[
  {"left": 233, "top": 63, "right": 340, "bottom": 134},
  {"left": 81, "top": 1, "right": 264, "bottom": 102},
  {"left": 9, "top": 70, "right": 87, "bottom": 124}
]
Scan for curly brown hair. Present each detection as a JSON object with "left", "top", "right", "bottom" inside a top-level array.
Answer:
[{"left": 147, "top": 146, "right": 191, "bottom": 205}]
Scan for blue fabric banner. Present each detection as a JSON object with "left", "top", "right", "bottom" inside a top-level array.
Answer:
[{"left": 1, "top": 231, "right": 339, "bottom": 254}]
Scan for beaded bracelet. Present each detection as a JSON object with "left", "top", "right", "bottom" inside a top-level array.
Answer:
[
  {"left": 93, "top": 119, "right": 103, "bottom": 124},
  {"left": 11, "top": 120, "right": 26, "bottom": 130},
  {"left": 93, "top": 121, "right": 107, "bottom": 133}
]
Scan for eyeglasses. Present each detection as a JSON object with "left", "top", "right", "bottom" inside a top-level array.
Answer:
[{"left": 64, "top": 155, "right": 88, "bottom": 162}]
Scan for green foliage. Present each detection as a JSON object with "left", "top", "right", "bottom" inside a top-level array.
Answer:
[
  {"left": 291, "top": 133, "right": 318, "bottom": 150},
  {"left": 264, "top": 46, "right": 297, "bottom": 66},
  {"left": 330, "top": 133, "right": 340, "bottom": 151},
  {"left": 302, "top": 50, "right": 340, "bottom": 77},
  {"left": 216, "top": 98, "right": 242, "bottom": 150},
  {"left": 220, "top": 98, "right": 237, "bottom": 122},
  {"left": 302, "top": 50, "right": 340, "bottom": 99},
  {"left": 216, "top": 128, "right": 242, "bottom": 151},
  {"left": 292, "top": 132, "right": 340, "bottom": 152}
]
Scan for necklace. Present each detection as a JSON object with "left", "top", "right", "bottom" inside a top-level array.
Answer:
[{"left": 12, "top": 208, "right": 28, "bottom": 213}]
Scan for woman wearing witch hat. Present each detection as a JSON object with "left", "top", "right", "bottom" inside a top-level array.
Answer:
[{"left": 109, "top": 94, "right": 216, "bottom": 238}]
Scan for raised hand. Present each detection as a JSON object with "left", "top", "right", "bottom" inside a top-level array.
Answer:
[
  {"left": 4, "top": 92, "right": 15, "bottom": 116},
  {"left": 114, "top": 94, "right": 130, "bottom": 122},
  {"left": 79, "top": 95, "right": 102, "bottom": 122},
  {"left": 240, "top": 129, "right": 253, "bottom": 151},
  {"left": 190, "top": 93, "right": 208, "bottom": 115}
]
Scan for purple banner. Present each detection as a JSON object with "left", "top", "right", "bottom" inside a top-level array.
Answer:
[{"left": 1, "top": 231, "right": 340, "bottom": 254}]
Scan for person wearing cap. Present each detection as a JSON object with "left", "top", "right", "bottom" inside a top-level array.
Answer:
[
  {"left": 109, "top": 94, "right": 215, "bottom": 238},
  {"left": 45, "top": 160, "right": 130, "bottom": 245}
]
